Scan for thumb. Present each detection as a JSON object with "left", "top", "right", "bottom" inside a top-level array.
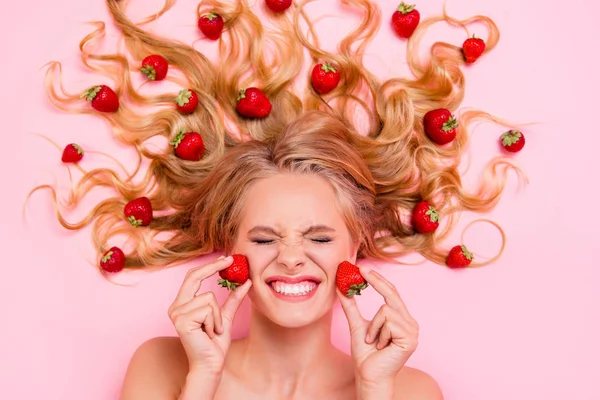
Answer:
[
  {"left": 337, "top": 290, "right": 365, "bottom": 333},
  {"left": 221, "top": 279, "right": 252, "bottom": 329}
]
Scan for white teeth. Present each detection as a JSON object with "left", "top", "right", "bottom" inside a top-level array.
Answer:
[{"left": 271, "top": 281, "right": 317, "bottom": 296}]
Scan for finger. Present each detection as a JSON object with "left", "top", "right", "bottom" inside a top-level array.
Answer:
[
  {"left": 359, "top": 267, "right": 409, "bottom": 317},
  {"left": 221, "top": 279, "right": 252, "bottom": 328},
  {"left": 337, "top": 290, "right": 365, "bottom": 333},
  {"left": 377, "top": 322, "right": 393, "bottom": 350},
  {"left": 173, "top": 256, "right": 234, "bottom": 306},
  {"left": 170, "top": 292, "right": 224, "bottom": 335},
  {"left": 172, "top": 305, "right": 214, "bottom": 338},
  {"left": 365, "top": 305, "right": 389, "bottom": 344}
]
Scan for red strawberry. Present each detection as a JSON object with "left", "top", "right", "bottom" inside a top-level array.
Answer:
[
  {"left": 500, "top": 130, "right": 525, "bottom": 153},
  {"left": 411, "top": 201, "right": 440, "bottom": 234},
  {"left": 170, "top": 131, "right": 205, "bottom": 161},
  {"left": 423, "top": 108, "right": 458, "bottom": 145},
  {"left": 218, "top": 254, "right": 250, "bottom": 290},
  {"left": 462, "top": 35, "right": 486, "bottom": 64},
  {"left": 336, "top": 261, "right": 368, "bottom": 297},
  {"left": 100, "top": 246, "right": 126, "bottom": 273},
  {"left": 141, "top": 55, "right": 168, "bottom": 81},
  {"left": 124, "top": 197, "right": 153, "bottom": 227},
  {"left": 391, "top": 2, "right": 420, "bottom": 39},
  {"left": 198, "top": 12, "right": 224, "bottom": 40},
  {"left": 81, "top": 85, "right": 119, "bottom": 113},
  {"left": 311, "top": 62, "right": 341, "bottom": 95},
  {"left": 446, "top": 245, "right": 474, "bottom": 268},
  {"left": 61, "top": 144, "right": 84, "bottom": 163},
  {"left": 236, "top": 87, "right": 272, "bottom": 118},
  {"left": 175, "top": 89, "right": 199, "bottom": 114},
  {"left": 265, "top": 0, "right": 292, "bottom": 13}
]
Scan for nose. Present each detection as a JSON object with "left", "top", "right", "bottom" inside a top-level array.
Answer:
[{"left": 276, "top": 238, "right": 306, "bottom": 271}]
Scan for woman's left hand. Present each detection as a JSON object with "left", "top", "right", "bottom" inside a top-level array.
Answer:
[{"left": 338, "top": 267, "right": 419, "bottom": 386}]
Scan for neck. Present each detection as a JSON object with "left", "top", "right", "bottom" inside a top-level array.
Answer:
[{"left": 238, "top": 306, "right": 338, "bottom": 385}]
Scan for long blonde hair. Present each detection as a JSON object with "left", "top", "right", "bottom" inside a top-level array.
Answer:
[{"left": 34, "top": 0, "right": 525, "bottom": 271}]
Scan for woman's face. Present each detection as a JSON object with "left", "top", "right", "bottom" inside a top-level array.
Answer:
[{"left": 232, "top": 173, "right": 359, "bottom": 328}]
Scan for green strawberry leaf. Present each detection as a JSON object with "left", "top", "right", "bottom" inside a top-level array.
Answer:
[
  {"left": 461, "top": 245, "right": 474, "bottom": 260},
  {"left": 141, "top": 65, "right": 157, "bottom": 81},
  {"left": 501, "top": 130, "right": 522, "bottom": 146},
  {"left": 81, "top": 86, "right": 102, "bottom": 102},
  {"left": 72, "top": 144, "right": 83, "bottom": 155},
  {"left": 237, "top": 89, "right": 246, "bottom": 102},
  {"left": 101, "top": 250, "right": 113, "bottom": 263},
  {"left": 169, "top": 130, "right": 186, "bottom": 148},
  {"left": 398, "top": 2, "right": 416, "bottom": 14},
  {"left": 205, "top": 12, "right": 218, "bottom": 20},
  {"left": 426, "top": 206, "right": 439, "bottom": 222},
  {"left": 442, "top": 116, "right": 458, "bottom": 132},
  {"left": 322, "top": 62, "right": 337, "bottom": 73},
  {"left": 218, "top": 279, "right": 240, "bottom": 291},
  {"left": 175, "top": 89, "right": 192, "bottom": 106},
  {"left": 127, "top": 215, "right": 142, "bottom": 227}
]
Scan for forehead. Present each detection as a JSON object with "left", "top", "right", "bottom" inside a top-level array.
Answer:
[{"left": 240, "top": 173, "right": 344, "bottom": 229}]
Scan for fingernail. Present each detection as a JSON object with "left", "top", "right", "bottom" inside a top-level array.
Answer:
[
  {"left": 223, "top": 256, "right": 233, "bottom": 261},
  {"left": 217, "top": 255, "right": 225, "bottom": 260},
  {"left": 365, "top": 334, "right": 371, "bottom": 343},
  {"left": 359, "top": 266, "right": 372, "bottom": 276}
]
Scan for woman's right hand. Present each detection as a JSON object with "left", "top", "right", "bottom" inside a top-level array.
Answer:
[{"left": 168, "top": 256, "right": 252, "bottom": 375}]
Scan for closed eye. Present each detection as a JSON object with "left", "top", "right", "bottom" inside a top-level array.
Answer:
[
  {"left": 251, "top": 239, "right": 276, "bottom": 245},
  {"left": 310, "top": 238, "right": 332, "bottom": 243}
]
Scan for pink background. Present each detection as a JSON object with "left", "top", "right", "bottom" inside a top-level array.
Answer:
[{"left": 2, "top": 0, "right": 598, "bottom": 399}]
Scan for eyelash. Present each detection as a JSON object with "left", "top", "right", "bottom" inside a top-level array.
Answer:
[{"left": 251, "top": 238, "right": 332, "bottom": 245}]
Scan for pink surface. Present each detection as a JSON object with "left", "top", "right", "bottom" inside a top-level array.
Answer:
[{"left": 2, "top": 0, "right": 599, "bottom": 399}]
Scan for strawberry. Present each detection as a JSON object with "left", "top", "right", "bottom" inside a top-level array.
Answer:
[
  {"left": 100, "top": 246, "right": 126, "bottom": 273},
  {"left": 81, "top": 85, "right": 119, "bottom": 113},
  {"left": 500, "top": 130, "right": 525, "bottom": 153},
  {"left": 391, "top": 2, "right": 420, "bottom": 39},
  {"left": 124, "top": 197, "right": 153, "bottom": 227},
  {"left": 170, "top": 131, "right": 205, "bottom": 161},
  {"left": 236, "top": 87, "right": 272, "bottom": 118},
  {"left": 311, "top": 62, "right": 341, "bottom": 95},
  {"left": 336, "top": 261, "right": 368, "bottom": 298},
  {"left": 198, "top": 12, "right": 224, "bottom": 40},
  {"left": 462, "top": 35, "right": 486, "bottom": 64},
  {"left": 411, "top": 201, "right": 439, "bottom": 234},
  {"left": 141, "top": 55, "right": 168, "bottom": 81},
  {"left": 446, "top": 245, "right": 474, "bottom": 268},
  {"left": 175, "top": 89, "right": 199, "bottom": 114},
  {"left": 265, "top": 0, "right": 292, "bottom": 13},
  {"left": 218, "top": 254, "right": 250, "bottom": 290},
  {"left": 61, "top": 143, "right": 84, "bottom": 163},
  {"left": 423, "top": 108, "right": 458, "bottom": 145}
]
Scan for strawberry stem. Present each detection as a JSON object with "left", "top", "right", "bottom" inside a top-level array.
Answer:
[
  {"left": 205, "top": 12, "right": 218, "bottom": 20},
  {"left": 397, "top": 2, "right": 416, "bottom": 14},
  {"left": 425, "top": 206, "right": 439, "bottom": 222},
  {"left": 346, "top": 282, "right": 368, "bottom": 297},
  {"left": 461, "top": 245, "right": 474, "bottom": 260},
  {"left": 169, "top": 130, "right": 186, "bottom": 148},
  {"left": 237, "top": 89, "right": 246, "bottom": 101},
  {"left": 141, "top": 65, "right": 157, "bottom": 80},
  {"left": 81, "top": 86, "right": 102, "bottom": 102},
  {"left": 442, "top": 116, "right": 458, "bottom": 132},
  {"left": 175, "top": 89, "right": 192, "bottom": 106},
  {"left": 501, "top": 130, "right": 522, "bottom": 146},
  {"left": 321, "top": 62, "right": 337, "bottom": 73},
  {"left": 218, "top": 279, "right": 240, "bottom": 291},
  {"left": 101, "top": 251, "right": 113, "bottom": 263}
]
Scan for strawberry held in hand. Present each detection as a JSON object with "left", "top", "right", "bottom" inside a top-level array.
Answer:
[
  {"left": 61, "top": 144, "right": 84, "bottom": 163},
  {"left": 265, "top": 0, "right": 292, "bottom": 13},
  {"left": 446, "top": 245, "right": 474, "bottom": 268},
  {"left": 311, "top": 62, "right": 341, "bottom": 95},
  {"left": 81, "top": 85, "right": 119, "bottom": 113},
  {"left": 175, "top": 89, "right": 199, "bottom": 114},
  {"left": 170, "top": 131, "right": 205, "bottom": 161},
  {"left": 100, "top": 246, "right": 126, "bottom": 273},
  {"left": 198, "top": 12, "right": 224, "bottom": 40},
  {"left": 218, "top": 254, "right": 250, "bottom": 290},
  {"left": 462, "top": 35, "right": 486, "bottom": 64},
  {"left": 236, "top": 87, "right": 272, "bottom": 118},
  {"left": 423, "top": 108, "right": 458, "bottom": 145},
  {"left": 124, "top": 197, "right": 153, "bottom": 227},
  {"left": 141, "top": 55, "right": 168, "bottom": 81},
  {"left": 411, "top": 201, "right": 439, "bottom": 234},
  {"left": 391, "top": 2, "right": 420, "bottom": 39},
  {"left": 336, "top": 261, "right": 368, "bottom": 297},
  {"left": 500, "top": 130, "right": 525, "bottom": 153}
]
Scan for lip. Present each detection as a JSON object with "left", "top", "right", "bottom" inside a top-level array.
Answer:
[{"left": 265, "top": 275, "right": 322, "bottom": 284}]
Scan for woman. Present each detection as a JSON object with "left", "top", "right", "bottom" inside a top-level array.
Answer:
[
  {"left": 38, "top": 0, "right": 519, "bottom": 398},
  {"left": 120, "top": 112, "right": 442, "bottom": 399}
]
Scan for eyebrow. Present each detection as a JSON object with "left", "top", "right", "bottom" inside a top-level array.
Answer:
[{"left": 247, "top": 225, "right": 336, "bottom": 235}]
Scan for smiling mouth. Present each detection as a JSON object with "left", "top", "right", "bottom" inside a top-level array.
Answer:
[{"left": 268, "top": 281, "right": 319, "bottom": 296}]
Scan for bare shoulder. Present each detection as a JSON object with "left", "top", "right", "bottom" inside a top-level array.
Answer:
[
  {"left": 394, "top": 366, "right": 444, "bottom": 400},
  {"left": 120, "top": 336, "right": 188, "bottom": 400}
]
